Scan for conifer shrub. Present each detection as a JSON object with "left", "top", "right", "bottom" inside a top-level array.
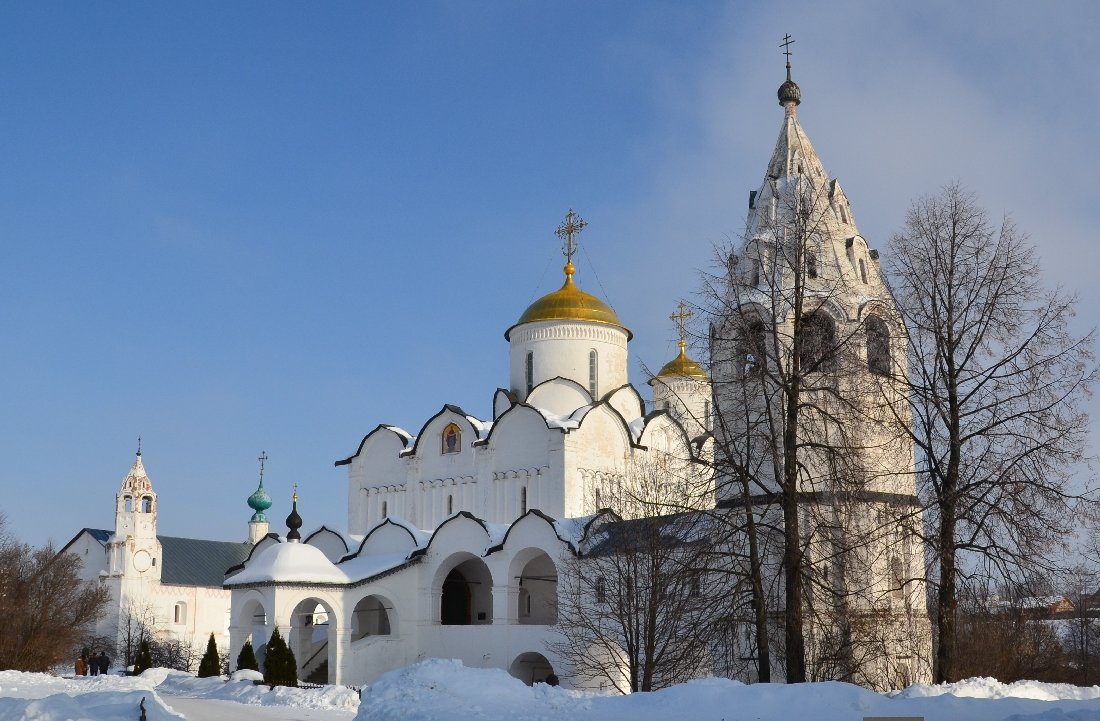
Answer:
[
  {"left": 197, "top": 633, "right": 221, "bottom": 678},
  {"left": 133, "top": 638, "right": 153, "bottom": 676},
  {"left": 236, "top": 639, "right": 259, "bottom": 672},
  {"left": 262, "top": 627, "right": 298, "bottom": 687}
]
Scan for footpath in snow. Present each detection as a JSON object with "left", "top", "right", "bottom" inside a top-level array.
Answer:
[{"left": 4, "top": 661, "right": 1100, "bottom": 721}]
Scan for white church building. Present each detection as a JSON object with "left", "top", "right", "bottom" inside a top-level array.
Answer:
[{"left": 223, "top": 208, "right": 714, "bottom": 687}]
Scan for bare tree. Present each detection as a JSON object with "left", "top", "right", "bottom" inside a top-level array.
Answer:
[
  {"left": 887, "top": 183, "right": 1097, "bottom": 683},
  {"left": 116, "top": 600, "right": 158, "bottom": 668},
  {"left": 952, "top": 580, "right": 1070, "bottom": 682},
  {"left": 1061, "top": 566, "right": 1100, "bottom": 685},
  {"left": 0, "top": 519, "right": 110, "bottom": 672},
  {"left": 553, "top": 456, "right": 731, "bottom": 692},
  {"left": 703, "top": 171, "right": 918, "bottom": 685},
  {"left": 115, "top": 599, "right": 200, "bottom": 672}
]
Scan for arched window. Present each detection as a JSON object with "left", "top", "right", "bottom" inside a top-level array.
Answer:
[
  {"left": 588, "top": 350, "right": 598, "bottom": 399},
  {"left": 141, "top": 496, "right": 152, "bottom": 513},
  {"left": 521, "top": 487, "right": 527, "bottom": 514},
  {"left": 381, "top": 500, "right": 387, "bottom": 518},
  {"left": 447, "top": 494, "right": 453, "bottom": 515},
  {"left": 866, "top": 316, "right": 891, "bottom": 376},
  {"left": 859, "top": 258, "right": 868, "bottom": 284},
  {"left": 806, "top": 248, "right": 818, "bottom": 279},
  {"left": 442, "top": 422, "right": 461, "bottom": 454},
  {"left": 174, "top": 602, "right": 186, "bottom": 624},
  {"left": 124, "top": 496, "right": 133, "bottom": 512},
  {"left": 798, "top": 311, "right": 836, "bottom": 372},
  {"left": 525, "top": 352, "right": 534, "bottom": 395}
]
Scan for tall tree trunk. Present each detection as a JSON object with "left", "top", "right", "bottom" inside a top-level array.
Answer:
[
  {"left": 743, "top": 476, "right": 772, "bottom": 682},
  {"left": 934, "top": 329, "right": 962, "bottom": 684},
  {"left": 783, "top": 383, "right": 806, "bottom": 682},
  {"left": 934, "top": 502, "right": 956, "bottom": 683}
]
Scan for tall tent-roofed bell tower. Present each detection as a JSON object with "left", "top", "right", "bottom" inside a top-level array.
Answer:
[
  {"left": 107, "top": 446, "right": 163, "bottom": 583},
  {"left": 711, "top": 48, "right": 931, "bottom": 687}
]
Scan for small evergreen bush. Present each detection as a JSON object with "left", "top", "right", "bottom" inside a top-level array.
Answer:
[
  {"left": 262, "top": 628, "right": 298, "bottom": 687},
  {"left": 236, "top": 639, "right": 259, "bottom": 672},
  {"left": 197, "top": 633, "right": 220, "bottom": 678},
  {"left": 133, "top": 638, "right": 153, "bottom": 676}
]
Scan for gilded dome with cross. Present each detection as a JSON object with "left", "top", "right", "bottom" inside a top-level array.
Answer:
[{"left": 506, "top": 210, "right": 631, "bottom": 340}]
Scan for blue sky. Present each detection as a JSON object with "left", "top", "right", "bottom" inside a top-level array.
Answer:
[{"left": 2, "top": 2, "right": 1098, "bottom": 548}]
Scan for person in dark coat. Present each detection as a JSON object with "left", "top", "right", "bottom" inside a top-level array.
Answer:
[{"left": 98, "top": 652, "right": 111, "bottom": 676}]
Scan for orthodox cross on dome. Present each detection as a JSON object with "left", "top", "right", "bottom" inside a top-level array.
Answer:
[
  {"left": 555, "top": 209, "right": 587, "bottom": 265},
  {"left": 671, "top": 301, "right": 694, "bottom": 353},
  {"left": 292, "top": 481, "right": 299, "bottom": 503},
  {"left": 258, "top": 451, "right": 268, "bottom": 483},
  {"left": 781, "top": 33, "right": 795, "bottom": 68}
]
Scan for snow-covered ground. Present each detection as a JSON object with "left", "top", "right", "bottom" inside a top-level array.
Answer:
[{"left": 4, "top": 661, "right": 1100, "bottom": 721}]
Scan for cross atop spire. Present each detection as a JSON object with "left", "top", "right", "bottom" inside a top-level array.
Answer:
[
  {"left": 555, "top": 209, "right": 587, "bottom": 265},
  {"left": 292, "top": 481, "right": 299, "bottom": 504},
  {"left": 670, "top": 301, "right": 694, "bottom": 353},
  {"left": 136, "top": 435, "right": 142, "bottom": 456},
  {"left": 780, "top": 33, "right": 795, "bottom": 78},
  {"left": 777, "top": 34, "right": 802, "bottom": 109},
  {"left": 258, "top": 451, "right": 268, "bottom": 484}
]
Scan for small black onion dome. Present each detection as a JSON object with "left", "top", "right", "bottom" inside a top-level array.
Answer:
[
  {"left": 285, "top": 493, "right": 303, "bottom": 541},
  {"left": 778, "top": 77, "right": 801, "bottom": 106},
  {"left": 778, "top": 62, "right": 801, "bottom": 106}
]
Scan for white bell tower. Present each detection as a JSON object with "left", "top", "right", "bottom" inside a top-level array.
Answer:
[{"left": 107, "top": 442, "right": 163, "bottom": 582}]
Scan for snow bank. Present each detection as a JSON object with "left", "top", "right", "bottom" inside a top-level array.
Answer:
[
  {"left": 9, "top": 664, "right": 1100, "bottom": 721},
  {"left": 154, "top": 671, "right": 360, "bottom": 709},
  {"left": 0, "top": 674, "right": 180, "bottom": 721},
  {"left": 355, "top": 658, "right": 591, "bottom": 721},
  {"left": 355, "top": 660, "right": 1100, "bottom": 721},
  {"left": 0, "top": 668, "right": 358, "bottom": 720},
  {"left": 895, "top": 676, "right": 1100, "bottom": 701}
]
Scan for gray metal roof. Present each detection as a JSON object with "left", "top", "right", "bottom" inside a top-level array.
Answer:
[
  {"left": 158, "top": 535, "right": 253, "bottom": 587},
  {"left": 62, "top": 528, "right": 251, "bottom": 587},
  {"left": 85, "top": 528, "right": 113, "bottom": 544}
]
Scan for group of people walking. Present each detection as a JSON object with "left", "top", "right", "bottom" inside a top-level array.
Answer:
[{"left": 75, "top": 651, "right": 111, "bottom": 677}]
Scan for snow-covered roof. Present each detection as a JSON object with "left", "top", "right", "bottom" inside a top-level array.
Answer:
[{"left": 225, "top": 541, "right": 347, "bottom": 586}]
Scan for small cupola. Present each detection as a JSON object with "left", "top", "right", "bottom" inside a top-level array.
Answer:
[
  {"left": 777, "top": 34, "right": 801, "bottom": 111},
  {"left": 248, "top": 452, "right": 273, "bottom": 522},
  {"left": 247, "top": 451, "right": 273, "bottom": 544},
  {"left": 285, "top": 487, "right": 303, "bottom": 542},
  {"left": 650, "top": 303, "right": 711, "bottom": 439}
]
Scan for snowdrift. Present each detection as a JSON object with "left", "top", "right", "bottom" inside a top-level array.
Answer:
[
  {"left": 5, "top": 663, "right": 1100, "bottom": 721},
  {"left": 354, "top": 659, "right": 1100, "bottom": 721}
]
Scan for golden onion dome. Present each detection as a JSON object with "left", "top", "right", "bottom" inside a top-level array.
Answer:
[
  {"left": 655, "top": 343, "right": 708, "bottom": 380},
  {"left": 505, "top": 262, "right": 632, "bottom": 340}
]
